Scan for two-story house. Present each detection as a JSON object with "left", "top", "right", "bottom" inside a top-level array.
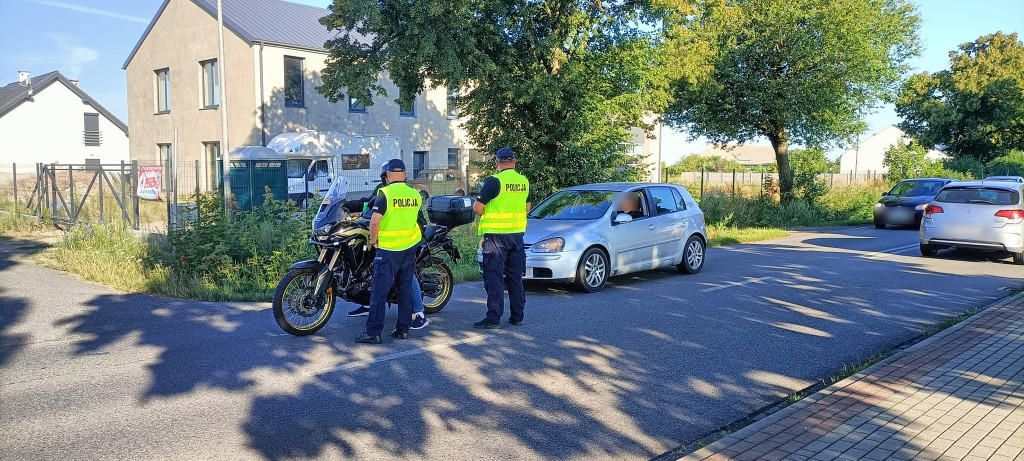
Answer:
[{"left": 124, "top": 0, "right": 661, "bottom": 193}]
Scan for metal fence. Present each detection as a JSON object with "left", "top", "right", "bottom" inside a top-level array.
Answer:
[{"left": 667, "top": 169, "right": 887, "bottom": 199}]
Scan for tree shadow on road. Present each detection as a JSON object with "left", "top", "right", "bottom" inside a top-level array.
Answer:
[{"left": 32, "top": 232, "right": 1023, "bottom": 460}]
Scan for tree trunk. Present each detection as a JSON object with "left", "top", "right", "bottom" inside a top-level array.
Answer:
[{"left": 769, "top": 129, "right": 794, "bottom": 203}]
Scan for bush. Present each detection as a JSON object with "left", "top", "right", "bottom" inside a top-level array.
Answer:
[
  {"left": 883, "top": 141, "right": 928, "bottom": 182},
  {"left": 944, "top": 156, "right": 986, "bottom": 178},
  {"left": 987, "top": 151, "right": 1024, "bottom": 177},
  {"left": 699, "top": 182, "right": 887, "bottom": 228}
]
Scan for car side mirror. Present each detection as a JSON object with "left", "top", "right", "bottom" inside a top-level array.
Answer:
[
  {"left": 881, "top": 192, "right": 889, "bottom": 197},
  {"left": 613, "top": 213, "right": 633, "bottom": 224}
]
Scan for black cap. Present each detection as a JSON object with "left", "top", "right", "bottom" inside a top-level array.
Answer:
[
  {"left": 496, "top": 147, "right": 515, "bottom": 159},
  {"left": 385, "top": 159, "right": 406, "bottom": 173}
]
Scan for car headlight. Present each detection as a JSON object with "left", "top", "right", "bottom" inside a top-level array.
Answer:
[
  {"left": 874, "top": 202, "right": 884, "bottom": 208},
  {"left": 532, "top": 237, "right": 565, "bottom": 253}
]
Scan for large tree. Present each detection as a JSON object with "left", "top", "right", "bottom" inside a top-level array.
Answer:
[
  {"left": 663, "top": 0, "right": 919, "bottom": 201},
  {"left": 317, "top": 0, "right": 677, "bottom": 198},
  {"left": 896, "top": 32, "right": 1024, "bottom": 163}
]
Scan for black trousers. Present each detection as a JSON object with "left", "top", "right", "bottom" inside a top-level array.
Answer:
[
  {"left": 365, "top": 245, "right": 417, "bottom": 336},
  {"left": 481, "top": 233, "right": 526, "bottom": 324}
]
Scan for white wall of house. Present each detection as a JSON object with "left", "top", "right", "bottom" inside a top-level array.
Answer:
[
  {"left": 0, "top": 81, "right": 129, "bottom": 166},
  {"left": 839, "top": 125, "right": 946, "bottom": 174}
]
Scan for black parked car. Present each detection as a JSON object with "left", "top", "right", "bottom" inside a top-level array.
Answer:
[{"left": 874, "top": 178, "right": 955, "bottom": 229}]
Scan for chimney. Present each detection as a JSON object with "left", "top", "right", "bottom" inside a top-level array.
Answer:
[
  {"left": 69, "top": 80, "right": 79, "bottom": 87},
  {"left": 18, "top": 71, "right": 30, "bottom": 86}
]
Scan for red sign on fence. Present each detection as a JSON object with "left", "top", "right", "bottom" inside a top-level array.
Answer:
[{"left": 138, "top": 166, "right": 162, "bottom": 201}]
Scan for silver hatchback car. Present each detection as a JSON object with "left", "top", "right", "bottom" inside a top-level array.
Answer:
[
  {"left": 484, "top": 182, "right": 707, "bottom": 292},
  {"left": 920, "top": 180, "right": 1024, "bottom": 264}
]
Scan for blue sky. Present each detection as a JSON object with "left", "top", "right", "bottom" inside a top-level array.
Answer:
[{"left": 1, "top": 0, "right": 1021, "bottom": 161}]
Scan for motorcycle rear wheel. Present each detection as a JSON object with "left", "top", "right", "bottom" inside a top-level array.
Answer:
[
  {"left": 419, "top": 258, "right": 454, "bottom": 314},
  {"left": 273, "top": 268, "right": 336, "bottom": 336}
]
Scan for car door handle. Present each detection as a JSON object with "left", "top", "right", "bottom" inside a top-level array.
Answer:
[{"left": 648, "top": 224, "right": 656, "bottom": 231}]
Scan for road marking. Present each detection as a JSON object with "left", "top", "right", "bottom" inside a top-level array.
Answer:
[
  {"left": 699, "top": 276, "right": 774, "bottom": 293},
  {"left": 877, "top": 243, "right": 918, "bottom": 255},
  {"left": 306, "top": 333, "right": 494, "bottom": 376}
]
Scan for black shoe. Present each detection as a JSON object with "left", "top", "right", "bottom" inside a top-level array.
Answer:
[
  {"left": 355, "top": 333, "right": 382, "bottom": 344},
  {"left": 473, "top": 319, "right": 501, "bottom": 329},
  {"left": 348, "top": 306, "right": 370, "bottom": 317},
  {"left": 509, "top": 319, "right": 524, "bottom": 326},
  {"left": 391, "top": 329, "right": 409, "bottom": 340}
]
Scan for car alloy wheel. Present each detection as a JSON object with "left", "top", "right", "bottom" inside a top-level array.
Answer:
[
  {"left": 574, "top": 247, "right": 609, "bottom": 293},
  {"left": 678, "top": 235, "right": 706, "bottom": 274}
]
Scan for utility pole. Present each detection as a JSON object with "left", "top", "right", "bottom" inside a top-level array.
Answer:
[{"left": 217, "top": 0, "right": 231, "bottom": 212}]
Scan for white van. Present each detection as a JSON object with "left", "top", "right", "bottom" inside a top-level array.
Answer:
[{"left": 267, "top": 131, "right": 400, "bottom": 205}]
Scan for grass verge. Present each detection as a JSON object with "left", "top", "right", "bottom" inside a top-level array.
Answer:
[{"left": 706, "top": 226, "right": 789, "bottom": 247}]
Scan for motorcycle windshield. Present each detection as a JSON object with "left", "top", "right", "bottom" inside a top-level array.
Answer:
[{"left": 312, "top": 176, "right": 351, "bottom": 230}]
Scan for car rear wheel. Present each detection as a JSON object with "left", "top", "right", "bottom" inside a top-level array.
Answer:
[
  {"left": 920, "top": 243, "right": 938, "bottom": 257},
  {"left": 1012, "top": 251, "right": 1024, "bottom": 265},
  {"left": 678, "top": 235, "right": 706, "bottom": 274},
  {"left": 874, "top": 219, "right": 886, "bottom": 229},
  {"left": 573, "top": 247, "right": 609, "bottom": 293}
]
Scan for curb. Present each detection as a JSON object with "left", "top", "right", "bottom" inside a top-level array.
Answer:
[{"left": 662, "top": 290, "right": 1024, "bottom": 461}]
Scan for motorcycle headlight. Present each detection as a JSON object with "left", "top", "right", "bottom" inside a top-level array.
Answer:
[{"left": 532, "top": 237, "right": 565, "bottom": 253}]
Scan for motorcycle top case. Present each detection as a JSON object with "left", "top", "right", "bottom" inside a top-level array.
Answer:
[{"left": 426, "top": 195, "right": 476, "bottom": 227}]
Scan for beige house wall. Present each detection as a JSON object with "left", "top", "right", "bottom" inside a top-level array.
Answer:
[
  {"left": 125, "top": 0, "right": 257, "bottom": 187},
  {"left": 255, "top": 44, "right": 474, "bottom": 172}
]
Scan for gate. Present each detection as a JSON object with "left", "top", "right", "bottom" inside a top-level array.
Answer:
[{"left": 22, "top": 162, "right": 140, "bottom": 229}]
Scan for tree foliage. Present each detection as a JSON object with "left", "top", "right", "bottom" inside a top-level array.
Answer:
[
  {"left": 317, "top": 0, "right": 676, "bottom": 199},
  {"left": 883, "top": 140, "right": 928, "bottom": 182},
  {"left": 668, "top": 154, "right": 746, "bottom": 173},
  {"left": 896, "top": 32, "right": 1024, "bottom": 163},
  {"left": 663, "top": 0, "right": 920, "bottom": 201},
  {"left": 987, "top": 151, "right": 1024, "bottom": 177}
]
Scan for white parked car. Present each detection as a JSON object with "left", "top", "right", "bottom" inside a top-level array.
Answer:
[
  {"left": 480, "top": 183, "right": 708, "bottom": 292},
  {"left": 920, "top": 180, "right": 1024, "bottom": 264}
]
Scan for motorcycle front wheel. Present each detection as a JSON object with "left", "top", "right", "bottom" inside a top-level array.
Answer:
[
  {"left": 273, "top": 268, "right": 336, "bottom": 336},
  {"left": 419, "top": 257, "right": 454, "bottom": 314}
]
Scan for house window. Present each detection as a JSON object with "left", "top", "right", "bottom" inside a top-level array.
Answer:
[
  {"left": 203, "top": 142, "right": 220, "bottom": 191},
  {"left": 284, "top": 56, "right": 304, "bottom": 107},
  {"left": 447, "top": 148, "right": 459, "bottom": 169},
  {"left": 155, "top": 68, "right": 171, "bottom": 113},
  {"left": 447, "top": 88, "right": 458, "bottom": 118},
  {"left": 348, "top": 95, "right": 366, "bottom": 113},
  {"left": 158, "top": 144, "right": 172, "bottom": 190},
  {"left": 341, "top": 152, "right": 370, "bottom": 170},
  {"left": 200, "top": 59, "right": 218, "bottom": 108},
  {"left": 399, "top": 91, "right": 415, "bottom": 117},
  {"left": 83, "top": 113, "right": 101, "bottom": 146}
]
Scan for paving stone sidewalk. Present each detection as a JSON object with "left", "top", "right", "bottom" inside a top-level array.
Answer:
[{"left": 683, "top": 292, "right": 1024, "bottom": 461}]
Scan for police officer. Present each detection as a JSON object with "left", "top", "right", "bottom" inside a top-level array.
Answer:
[
  {"left": 356, "top": 159, "right": 422, "bottom": 343},
  {"left": 348, "top": 163, "right": 429, "bottom": 330},
  {"left": 473, "top": 147, "right": 530, "bottom": 329}
]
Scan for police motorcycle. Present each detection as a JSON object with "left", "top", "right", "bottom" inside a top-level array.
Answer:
[{"left": 272, "top": 175, "right": 476, "bottom": 336}]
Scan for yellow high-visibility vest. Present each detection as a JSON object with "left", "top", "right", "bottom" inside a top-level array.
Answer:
[
  {"left": 478, "top": 169, "right": 529, "bottom": 235},
  {"left": 377, "top": 183, "right": 422, "bottom": 251}
]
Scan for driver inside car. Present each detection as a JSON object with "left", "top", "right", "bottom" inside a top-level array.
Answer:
[{"left": 616, "top": 193, "right": 644, "bottom": 220}]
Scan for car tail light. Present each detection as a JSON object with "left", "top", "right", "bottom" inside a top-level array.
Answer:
[
  {"left": 923, "top": 204, "right": 943, "bottom": 217},
  {"left": 995, "top": 210, "right": 1024, "bottom": 221}
]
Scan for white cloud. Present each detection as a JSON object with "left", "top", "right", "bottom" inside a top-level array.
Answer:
[
  {"left": 45, "top": 34, "right": 99, "bottom": 78},
  {"left": 32, "top": 0, "right": 149, "bottom": 24}
]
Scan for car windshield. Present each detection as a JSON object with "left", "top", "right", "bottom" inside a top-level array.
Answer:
[
  {"left": 528, "top": 190, "right": 614, "bottom": 220},
  {"left": 287, "top": 159, "right": 311, "bottom": 178},
  {"left": 935, "top": 187, "right": 1020, "bottom": 206},
  {"left": 889, "top": 180, "right": 944, "bottom": 196}
]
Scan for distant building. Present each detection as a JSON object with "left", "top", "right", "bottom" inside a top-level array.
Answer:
[
  {"left": 694, "top": 144, "right": 777, "bottom": 167},
  {"left": 839, "top": 125, "right": 946, "bottom": 174},
  {"left": 123, "top": 0, "right": 662, "bottom": 192},
  {"left": 0, "top": 71, "right": 128, "bottom": 165}
]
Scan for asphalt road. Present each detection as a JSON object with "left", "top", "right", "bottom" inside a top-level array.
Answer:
[{"left": 1, "top": 226, "right": 1021, "bottom": 460}]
